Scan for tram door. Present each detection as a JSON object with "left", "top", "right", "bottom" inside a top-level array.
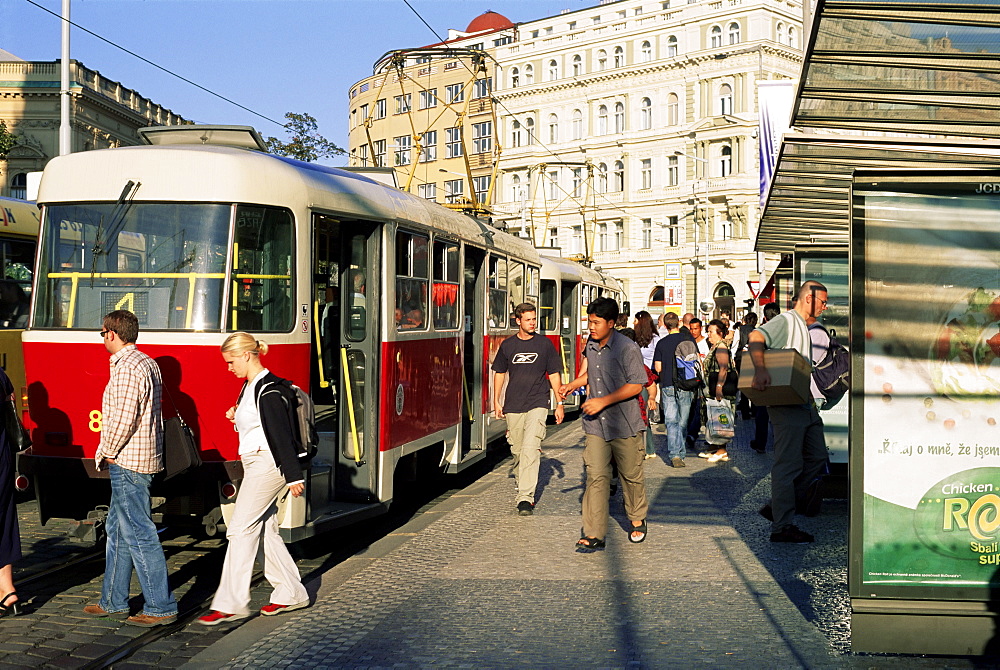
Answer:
[
  {"left": 560, "top": 281, "right": 580, "bottom": 379},
  {"left": 462, "top": 245, "right": 486, "bottom": 454},
  {"left": 311, "top": 215, "right": 380, "bottom": 503}
]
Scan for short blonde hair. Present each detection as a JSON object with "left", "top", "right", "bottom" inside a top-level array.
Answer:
[{"left": 221, "top": 332, "right": 269, "bottom": 357}]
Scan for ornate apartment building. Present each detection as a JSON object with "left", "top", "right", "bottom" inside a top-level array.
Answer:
[
  {"left": 0, "top": 49, "right": 187, "bottom": 199},
  {"left": 346, "top": 0, "right": 803, "bottom": 316}
]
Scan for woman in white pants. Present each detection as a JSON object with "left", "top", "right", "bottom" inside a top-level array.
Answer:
[{"left": 198, "top": 332, "right": 310, "bottom": 625}]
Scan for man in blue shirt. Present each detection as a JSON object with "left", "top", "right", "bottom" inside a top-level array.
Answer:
[{"left": 560, "top": 298, "right": 649, "bottom": 550}]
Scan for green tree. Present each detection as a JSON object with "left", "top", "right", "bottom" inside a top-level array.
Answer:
[
  {"left": 265, "top": 112, "right": 344, "bottom": 162},
  {"left": 0, "top": 120, "right": 14, "bottom": 159}
]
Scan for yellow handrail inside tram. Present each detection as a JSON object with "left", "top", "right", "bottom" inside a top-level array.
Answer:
[
  {"left": 313, "top": 300, "right": 329, "bottom": 389},
  {"left": 340, "top": 346, "right": 363, "bottom": 464}
]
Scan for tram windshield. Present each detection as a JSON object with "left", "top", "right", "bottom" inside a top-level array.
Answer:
[{"left": 34, "top": 203, "right": 231, "bottom": 330}]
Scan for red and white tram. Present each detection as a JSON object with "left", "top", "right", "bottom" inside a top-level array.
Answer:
[{"left": 16, "top": 126, "right": 622, "bottom": 541}]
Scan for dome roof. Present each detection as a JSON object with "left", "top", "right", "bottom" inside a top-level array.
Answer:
[{"left": 466, "top": 11, "right": 514, "bottom": 33}]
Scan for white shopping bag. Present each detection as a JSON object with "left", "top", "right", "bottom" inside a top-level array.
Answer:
[{"left": 705, "top": 398, "right": 735, "bottom": 444}]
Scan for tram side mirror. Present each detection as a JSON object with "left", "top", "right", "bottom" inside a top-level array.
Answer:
[{"left": 622, "top": 300, "right": 630, "bottom": 317}]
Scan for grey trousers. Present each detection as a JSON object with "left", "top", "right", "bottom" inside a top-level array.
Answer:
[
  {"left": 767, "top": 403, "right": 828, "bottom": 532},
  {"left": 581, "top": 433, "right": 648, "bottom": 540},
  {"left": 210, "top": 451, "right": 309, "bottom": 616},
  {"left": 507, "top": 407, "right": 549, "bottom": 504}
]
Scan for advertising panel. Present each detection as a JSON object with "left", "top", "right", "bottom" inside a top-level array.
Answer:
[
  {"left": 663, "top": 262, "right": 684, "bottom": 312},
  {"left": 852, "top": 171, "right": 1000, "bottom": 600}
]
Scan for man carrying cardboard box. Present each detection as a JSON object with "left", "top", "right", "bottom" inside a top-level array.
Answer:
[{"left": 747, "top": 281, "right": 829, "bottom": 543}]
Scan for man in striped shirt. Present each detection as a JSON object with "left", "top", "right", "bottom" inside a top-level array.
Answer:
[
  {"left": 83, "top": 310, "right": 177, "bottom": 627},
  {"left": 747, "top": 281, "right": 829, "bottom": 544}
]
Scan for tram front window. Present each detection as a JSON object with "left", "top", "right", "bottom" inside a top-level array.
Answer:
[{"left": 35, "top": 203, "right": 231, "bottom": 329}]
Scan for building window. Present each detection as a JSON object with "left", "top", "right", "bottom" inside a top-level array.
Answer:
[
  {"left": 472, "top": 121, "right": 492, "bottom": 154},
  {"left": 776, "top": 22, "right": 785, "bottom": 44},
  {"left": 718, "top": 217, "right": 734, "bottom": 241},
  {"left": 419, "top": 89, "right": 437, "bottom": 110},
  {"left": 373, "top": 139, "right": 386, "bottom": 167},
  {"left": 668, "top": 155, "right": 679, "bottom": 186},
  {"left": 531, "top": 29, "right": 540, "bottom": 38},
  {"left": 572, "top": 168, "right": 583, "bottom": 197},
  {"left": 510, "top": 174, "right": 523, "bottom": 202},
  {"left": 446, "top": 127, "right": 463, "bottom": 158},
  {"left": 710, "top": 25, "right": 722, "bottom": 48},
  {"left": 614, "top": 102, "right": 625, "bottom": 133},
  {"left": 592, "top": 15, "right": 601, "bottom": 25},
  {"left": 729, "top": 22, "right": 741, "bottom": 45},
  {"left": 547, "top": 114, "right": 559, "bottom": 143},
  {"left": 548, "top": 59, "right": 559, "bottom": 80},
  {"left": 511, "top": 120, "right": 523, "bottom": 148},
  {"left": 597, "top": 49, "right": 607, "bottom": 70},
  {"left": 641, "top": 218, "right": 652, "bottom": 248},
  {"left": 667, "top": 35, "right": 678, "bottom": 57},
  {"left": 572, "top": 109, "right": 583, "bottom": 140},
  {"left": 598, "top": 105, "right": 609, "bottom": 135},
  {"left": 525, "top": 117, "right": 535, "bottom": 144},
  {"left": 420, "top": 130, "right": 437, "bottom": 162},
  {"left": 598, "top": 223, "right": 608, "bottom": 252},
  {"left": 719, "top": 84, "right": 733, "bottom": 116},
  {"left": 720, "top": 145, "right": 732, "bottom": 177},
  {"left": 524, "top": 64, "right": 534, "bottom": 84},
  {"left": 547, "top": 170, "right": 559, "bottom": 200},
  {"left": 9, "top": 173, "right": 26, "bottom": 200},
  {"left": 640, "top": 97, "right": 652, "bottom": 130},
  {"left": 614, "top": 46, "right": 624, "bottom": 68},
  {"left": 510, "top": 67, "right": 520, "bottom": 87},
  {"left": 547, "top": 227, "right": 558, "bottom": 248},
  {"left": 473, "top": 77, "right": 492, "bottom": 99},
  {"left": 494, "top": 35, "right": 513, "bottom": 47},
  {"left": 446, "top": 83, "right": 464, "bottom": 103},
  {"left": 473, "top": 175, "right": 491, "bottom": 204},
  {"left": 597, "top": 163, "right": 608, "bottom": 193},
  {"left": 640, "top": 40, "right": 652, "bottom": 62},
  {"left": 789, "top": 26, "right": 797, "bottom": 48},
  {"left": 357, "top": 143, "right": 369, "bottom": 166},
  {"left": 374, "top": 98, "right": 387, "bottom": 119},
  {"left": 613, "top": 220, "right": 624, "bottom": 250},
  {"left": 394, "top": 135, "right": 411, "bottom": 165},
  {"left": 667, "top": 93, "right": 679, "bottom": 125},
  {"left": 613, "top": 161, "right": 624, "bottom": 192},
  {"left": 394, "top": 94, "right": 412, "bottom": 114},
  {"left": 359, "top": 103, "right": 369, "bottom": 123},
  {"left": 568, "top": 20, "right": 577, "bottom": 30},
  {"left": 641, "top": 158, "right": 652, "bottom": 189},
  {"left": 418, "top": 183, "right": 437, "bottom": 201},
  {"left": 572, "top": 54, "right": 583, "bottom": 76},
  {"left": 667, "top": 215, "right": 679, "bottom": 246},
  {"left": 444, "top": 179, "right": 464, "bottom": 204}
]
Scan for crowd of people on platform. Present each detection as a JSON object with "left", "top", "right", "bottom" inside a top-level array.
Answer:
[{"left": 494, "top": 282, "right": 833, "bottom": 551}]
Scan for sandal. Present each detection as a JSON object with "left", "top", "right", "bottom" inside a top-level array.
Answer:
[
  {"left": 628, "top": 520, "right": 647, "bottom": 544},
  {"left": 0, "top": 593, "right": 22, "bottom": 618},
  {"left": 576, "top": 536, "right": 606, "bottom": 551}
]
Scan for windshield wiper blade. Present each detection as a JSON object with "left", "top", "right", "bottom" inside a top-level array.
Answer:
[{"left": 91, "top": 180, "right": 140, "bottom": 283}]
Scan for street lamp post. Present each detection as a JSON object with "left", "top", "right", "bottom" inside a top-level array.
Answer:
[{"left": 675, "top": 150, "right": 712, "bottom": 318}]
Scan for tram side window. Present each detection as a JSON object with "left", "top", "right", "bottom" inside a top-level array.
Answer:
[
  {"left": 488, "top": 255, "right": 507, "bottom": 328},
  {"left": 432, "top": 240, "right": 459, "bottom": 330},
  {"left": 396, "top": 230, "right": 428, "bottom": 331},
  {"left": 539, "top": 279, "right": 557, "bottom": 332},
  {"left": 230, "top": 206, "right": 294, "bottom": 332},
  {"left": 508, "top": 261, "right": 524, "bottom": 327},
  {"left": 0, "top": 238, "right": 34, "bottom": 329},
  {"left": 527, "top": 267, "right": 539, "bottom": 303}
]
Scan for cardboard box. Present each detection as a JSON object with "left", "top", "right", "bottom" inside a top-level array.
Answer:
[{"left": 738, "top": 349, "right": 812, "bottom": 406}]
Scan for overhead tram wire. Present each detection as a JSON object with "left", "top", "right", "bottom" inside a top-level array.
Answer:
[
  {"left": 398, "top": 0, "right": 639, "bottom": 237},
  {"left": 23, "top": 0, "right": 287, "bottom": 130}
]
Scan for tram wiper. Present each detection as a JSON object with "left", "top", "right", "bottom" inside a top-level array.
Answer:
[{"left": 90, "top": 180, "right": 140, "bottom": 283}]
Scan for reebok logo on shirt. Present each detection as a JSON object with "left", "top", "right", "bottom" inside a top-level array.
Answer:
[{"left": 512, "top": 353, "right": 539, "bottom": 364}]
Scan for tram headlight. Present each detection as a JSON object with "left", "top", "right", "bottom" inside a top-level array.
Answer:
[
  {"left": 14, "top": 475, "right": 29, "bottom": 492},
  {"left": 221, "top": 482, "right": 238, "bottom": 500}
]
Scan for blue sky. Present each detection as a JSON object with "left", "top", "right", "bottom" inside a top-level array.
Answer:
[{"left": 1, "top": 0, "right": 593, "bottom": 164}]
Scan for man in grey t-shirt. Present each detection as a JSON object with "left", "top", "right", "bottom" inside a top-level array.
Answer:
[
  {"left": 560, "top": 298, "right": 649, "bottom": 550},
  {"left": 492, "top": 303, "right": 564, "bottom": 516}
]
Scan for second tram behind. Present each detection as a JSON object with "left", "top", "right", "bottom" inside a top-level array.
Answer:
[{"left": 16, "top": 126, "right": 622, "bottom": 540}]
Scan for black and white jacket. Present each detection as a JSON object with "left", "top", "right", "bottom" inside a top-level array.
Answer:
[{"left": 241, "top": 372, "right": 307, "bottom": 486}]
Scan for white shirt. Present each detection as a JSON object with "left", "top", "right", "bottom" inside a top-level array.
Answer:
[{"left": 235, "top": 367, "right": 270, "bottom": 456}]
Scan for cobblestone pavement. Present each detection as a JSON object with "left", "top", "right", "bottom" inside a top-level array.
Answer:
[{"left": 183, "top": 418, "right": 999, "bottom": 670}]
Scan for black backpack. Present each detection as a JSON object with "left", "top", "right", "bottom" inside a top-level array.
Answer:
[
  {"left": 251, "top": 378, "right": 319, "bottom": 462},
  {"left": 673, "top": 339, "right": 703, "bottom": 392},
  {"left": 812, "top": 325, "right": 850, "bottom": 407}
]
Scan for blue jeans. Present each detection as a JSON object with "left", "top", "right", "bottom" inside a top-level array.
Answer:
[
  {"left": 661, "top": 385, "right": 693, "bottom": 460},
  {"left": 100, "top": 464, "right": 177, "bottom": 617}
]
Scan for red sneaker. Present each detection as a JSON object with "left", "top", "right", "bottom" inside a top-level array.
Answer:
[
  {"left": 260, "top": 601, "right": 309, "bottom": 616},
  {"left": 197, "top": 610, "right": 247, "bottom": 626}
]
